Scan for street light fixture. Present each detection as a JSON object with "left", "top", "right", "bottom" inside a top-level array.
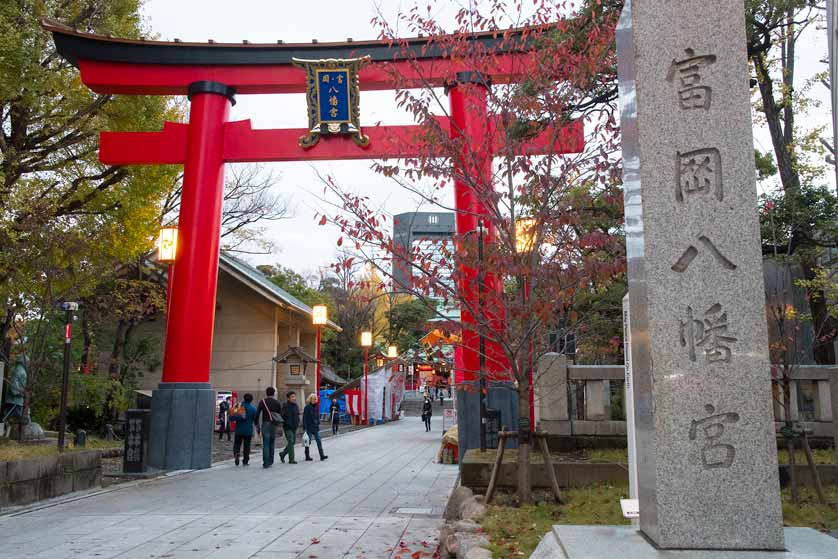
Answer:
[
  {"left": 387, "top": 345, "right": 398, "bottom": 359},
  {"left": 158, "top": 226, "right": 178, "bottom": 322},
  {"left": 361, "top": 331, "right": 373, "bottom": 424},
  {"left": 312, "top": 304, "right": 328, "bottom": 401},
  {"left": 157, "top": 226, "right": 178, "bottom": 264},
  {"left": 515, "top": 218, "right": 537, "bottom": 254}
]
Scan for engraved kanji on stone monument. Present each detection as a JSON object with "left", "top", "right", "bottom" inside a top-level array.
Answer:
[
  {"left": 617, "top": 0, "right": 784, "bottom": 549},
  {"left": 689, "top": 404, "right": 740, "bottom": 469},
  {"left": 679, "top": 303, "right": 738, "bottom": 363},
  {"left": 126, "top": 417, "right": 142, "bottom": 462},
  {"left": 676, "top": 148, "right": 723, "bottom": 202},
  {"left": 671, "top": 236, "right": 737, "bottom": 273},
  {"left": 667, "top": 48, "right": 717, "bottom": 110}
]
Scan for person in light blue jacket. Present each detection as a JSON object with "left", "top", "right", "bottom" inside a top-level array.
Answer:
[{"left": 230, "top": 393, "right": 257, "bottom": 466}]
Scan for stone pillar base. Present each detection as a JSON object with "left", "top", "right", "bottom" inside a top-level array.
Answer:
[
  {"left": 456, "top": 383, "right": 519, "bottom": 456},
  {"left": 534, "top": 526, "right": 838, "bottom": 558},
  {"left": 148, "top": 382, "right": 215, "bottom": 471}
]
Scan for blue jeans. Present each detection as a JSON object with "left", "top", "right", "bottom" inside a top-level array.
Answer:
[
  {"left": 308, "top": 431, "right": 324, "bottom": 457},
  {"left": 261, "top": 423, "right": 276, "bottom": 466}
]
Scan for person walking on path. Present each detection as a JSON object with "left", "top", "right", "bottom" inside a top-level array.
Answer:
[
  {"left": 230, "top": 393, "right": 256, "bottom": 466},
  {"left": 218, "top": 396, "right": 232, "bottom": 441},
  {"left": 329, "top": 397, "right": 340, "bottom": 435},
  {"left": 279, "top": 391, "right": 300, "bottom": 464},
  {"left": 303, "top": 394, "right": 328, "bottom": 461},
  {"left": 421, "top": 396, "right": 432, "bottom": 432},
  {"left": 255, "top": 387, "right": 284, "bottom": 468}
]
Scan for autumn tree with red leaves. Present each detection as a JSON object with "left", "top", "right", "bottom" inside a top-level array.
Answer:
[{"left": 316, "top": 0, "right": 624, "bottom": 504}]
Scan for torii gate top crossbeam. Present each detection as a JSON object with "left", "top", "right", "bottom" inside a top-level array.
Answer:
[{"left": 43, "top": 20, "right": 542, "bottom": 95}]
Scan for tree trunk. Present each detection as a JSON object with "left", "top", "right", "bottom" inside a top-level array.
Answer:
[
  {"left": 80, "top": 310, "right": 94, "bottom": 373},
  {"left": 753, "top": 53, "right": 800, "bottom": 195},
  {"left": 754, "top": 34, "right": 836, "bottom": 364},
  {"left": 109, "top": 320, "right": 127, "bottom": 377},
  {"left": 800, "top": 256, "right": 837, "bottom": 364},
  {"left": 118, "top": 322, "right": 138, "bottom": 383},
  {"left": 517, "top": 384, "right": 532, "bottom": 505},
  {"left": 0, "top": 308, "right": 14, "bottom": 364}
]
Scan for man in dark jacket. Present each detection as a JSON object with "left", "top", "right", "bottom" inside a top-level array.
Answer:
[
  {"left": 255, "top": 387, "right": 283, "bottom": 468},
  {"left": 303, "top": 394, "right": 328, "bottom": 461},
  {"left": 329, "top": 397, "right": 341, "bottom": 435},
  {"left": 279, "top": 391, "right": 300, "bottom": 464}
]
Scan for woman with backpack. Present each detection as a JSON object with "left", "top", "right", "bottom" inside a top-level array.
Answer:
[{"left": 229, "top": 393, "right": 257, "bottom": 466}]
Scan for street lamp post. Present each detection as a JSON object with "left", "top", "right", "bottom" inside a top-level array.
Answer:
[
  {"left": 477, "top": 219, "right": 488, "bottom": 452},
  {"left": 312, "top": 305, "right": 328, "bottom": 401},
  {"left": 361, "top": 331, "right": 373, "bottom": 424},
  {"left": 515, "top": 218, "right": 537, "bottom": 432},
  {"left": 57, "top": 301, "right": 79, "bottom": 452}
]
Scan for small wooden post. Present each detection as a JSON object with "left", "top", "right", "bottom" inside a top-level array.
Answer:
[
  {"left": 485, "top": 428, "right": 509, "bottom": 504},
  {"left": 799, "top": 428, "right": 827, "bottom": 504},
  {"left": 536, "top": 432, "right": 562, "bottom": 503}
]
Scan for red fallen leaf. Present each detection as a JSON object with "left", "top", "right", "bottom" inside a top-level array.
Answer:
[
  {"left": 411, "top": 553, "right": 422, "bottom": 559},
  {"left": 318, "top": 215, "right": 327, "bottom": 226},
  {"left": 421, "top": 540, "right": 429, "bottom": 547},
  {"left": 399, "top": 542, "right": 407, "bottom": 548},
  {"left": 310, "top": 537, "right": 320, "bottom": 544}
]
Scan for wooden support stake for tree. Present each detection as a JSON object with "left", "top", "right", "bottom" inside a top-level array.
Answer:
[
  {"left": 535, "top": 432, "right": 562, "bottom": 504},
  {"left": 485, "top": 428, "right": 510, "bottom": 504},
  {"left": 786, "top": 436, "right": 799, "bottom": 504},
  {"left": 800, "top": 429, "right": 827, "bottom": 504}
]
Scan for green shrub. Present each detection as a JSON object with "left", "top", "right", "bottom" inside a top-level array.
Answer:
[{"left": 65, "top": 405, "right": 103, "bottom": 432}]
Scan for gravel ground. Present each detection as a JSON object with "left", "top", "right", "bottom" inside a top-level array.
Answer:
[{"left": 101, "top": 422, "right": 369, "bottom": 486}]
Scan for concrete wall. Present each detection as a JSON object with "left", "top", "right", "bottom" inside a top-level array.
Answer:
[
  {"left": 537, "top": 356, "right": 838, "bottom": 446},
  {"left": 0, "top": 450, "right": 101, "bottom": 508},
  {"left": 210, "top": 271, "right": 277, "bottom": 394}
]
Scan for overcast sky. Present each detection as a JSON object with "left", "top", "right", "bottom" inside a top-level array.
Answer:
[{"left": 139, "top": 0, "right": 833, "bottom": 276}]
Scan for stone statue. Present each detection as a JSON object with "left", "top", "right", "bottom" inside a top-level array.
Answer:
[
  {"left": 3, "top": 354, "right": 44, "bottom": 440},
  {"left": 3, "top": 354, "right": 27, "bottom": 420}
]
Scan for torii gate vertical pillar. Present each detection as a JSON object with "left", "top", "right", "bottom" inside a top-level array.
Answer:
[
  {"left": 449, "top": 72, "right": 517, "bottom": 455},
  {"left": 148, "top": 81, "right": 234, "bottom": 471}
]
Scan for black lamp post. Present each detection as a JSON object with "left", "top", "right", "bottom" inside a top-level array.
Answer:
[{"left": 57, "top": 301, "right": 78, "bottom": 452}]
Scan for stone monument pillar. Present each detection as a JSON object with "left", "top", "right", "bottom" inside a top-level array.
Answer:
[{"left": 617, "top": 0, "right": 784, "bottom": 550}]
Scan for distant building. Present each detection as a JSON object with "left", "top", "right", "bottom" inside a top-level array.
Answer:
[
  {"left": 392, "top": 212, "right": 458, "bottom": 320},
  {"left": 393, "top": 212, "right": 456, "bottom": 290}
]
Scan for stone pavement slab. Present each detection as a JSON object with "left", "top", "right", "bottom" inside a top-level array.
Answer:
[{"left": 0, "top": 416, "right": 457, "bottom": 559}]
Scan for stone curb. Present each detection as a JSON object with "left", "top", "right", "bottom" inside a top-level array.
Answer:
[{"left": 440, "top": 485, "right": 493, "bottom": 558}]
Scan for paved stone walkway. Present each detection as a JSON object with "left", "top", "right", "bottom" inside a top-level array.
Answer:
[{"left": 1, "top": 416, "right": 457, "bottom": 559}]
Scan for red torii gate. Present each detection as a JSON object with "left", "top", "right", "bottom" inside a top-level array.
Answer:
[{"left": 45, "top": 21, "right": 584, "bottom": 469}]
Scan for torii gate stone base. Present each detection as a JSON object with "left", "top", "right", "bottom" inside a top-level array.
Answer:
[{"left": 45, "top": 21, "right": 584, "bottom": 471}]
